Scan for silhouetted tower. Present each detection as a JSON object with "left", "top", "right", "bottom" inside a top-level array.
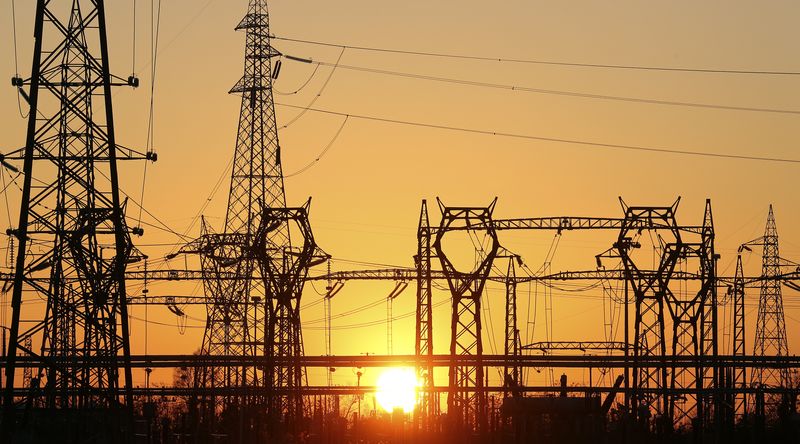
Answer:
[
  {"left": 175, "top": 0, "right": 323, "bottom": 437},
  {"left": 414, "top": 200, "right": 435, "bottom": 429},
  {"left": 618, "top": 204, "right": 675, "bottom": 426},
  {"left": 504, "top": 259, "right": 520, "bottom": 394},
  {"left": 618, "top": 199, "right": 717, "bottom": 430},
  {"left": 699, "top": 199, "right": 719, "bottom": 428},
  {"left": 1, "top": 0, "right": 150, "bottom": 440},
  {"left": 260, "top": 202, "right": 325, "bottom": 431},
  {"left": 434, "top": 199, "right": 499, "bottom": 434},
  {"left": 751, "top": 206, "right": 789, "bottom": 396}
]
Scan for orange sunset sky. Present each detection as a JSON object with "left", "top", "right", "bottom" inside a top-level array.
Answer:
[{"left": 1, "top": 1, "right": 799, "bottom": 391}]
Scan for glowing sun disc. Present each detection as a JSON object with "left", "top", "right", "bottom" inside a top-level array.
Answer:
[{"left": 375, "top": 367, "right": 417, "bottom": 413}]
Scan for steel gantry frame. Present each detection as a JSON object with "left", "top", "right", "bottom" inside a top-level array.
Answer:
[
  {"left": 614, "top": 199, "right": 719, "bottom": 431},
  {"left": 1, "top": 0, "right": 152, "bottom": 441},
  {"left": 411, "top": 197, "right": 722, "bottom": 433},
  {"left": 257, "top": 202, "right": 327, "bottom": 431},
  {"left": 0, "top": 0, "right": 797, "bottom": 439},
  {"left": 433, "top": 199, "right": 500, "bottom": 434},
  {"left": 3, "top": 185, "right": 794, "bottom": 438}
]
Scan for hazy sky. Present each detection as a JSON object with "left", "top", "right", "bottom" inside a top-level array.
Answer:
[{"left": 1, "top": 1, "right": 799, "bottom": 389}]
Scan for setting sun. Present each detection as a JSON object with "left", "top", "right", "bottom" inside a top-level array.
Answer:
[{"left": 375, "top": 368, "right": 418, "bottom": 414}]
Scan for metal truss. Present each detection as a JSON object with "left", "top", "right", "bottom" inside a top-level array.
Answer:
[
  {"left": 750, "top": 206, "right": 790, "bottom": 411},
  {"left": 414, "top": 200, "right": 436, "bottom": 429},
  {"left": 256, "top": 202, "right": 327, "bottom": 430},
  {"left": 731, "top": 255, "right": 747, "bottom": 422},
  {"left": 159, "top": 1, "right": 322, "bottom": 441},
  {"left": 166, "top": 0, "right": 326, "bottom": 440},
  {"left": 4, "top": 353, "right": 800, "bottom": 370},
  {"left": 490, "top": 216, "right": 702, "bottom": 233},
  {"left": 523, "top": 341, "right": 628, "bottom": 352},
  {"left": 699, "top": 201, "right": 719, "bottom": 429},
  {"left": 433, "top": 199, "right": 500, "bottom": 434},
  {"left": 1, "top": 0, "right": 152, "bottom": 441},
  {"left": 504, "top": 259, "right": 521, "bottom": 392},
  {"left": 173, "top": 223, "right": 264, "bottom": 429},
  {"left": 614, "top": 199, "right": 718, "bottom": 431}
]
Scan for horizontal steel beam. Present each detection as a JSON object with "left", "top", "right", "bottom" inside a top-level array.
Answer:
[
  {"left": 2, "top": 385, "right": 793, "bottom": 397},
  {"left": 2, "top": 354, "right": 799, "bottom": 369},
  {"left": 523, "top": 341, "right": 628, "bottom": 351}
]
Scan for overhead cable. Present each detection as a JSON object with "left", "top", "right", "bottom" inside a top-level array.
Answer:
[
  {"left": 274, "top": 35, "right": 800, "bottom": 76},
  {"left": 285, "top": 57, "right": 800, "bottom": 115},
  {"left": 276, "top": 103, "right": 800, "bottom": 164}
]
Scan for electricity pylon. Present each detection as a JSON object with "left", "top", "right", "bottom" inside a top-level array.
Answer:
[
  {"left": 751, "top": 206, "right": 789, "bottom": 407},
  {"left": 1, "top": 0, "right": 151, "bottom": 441},
  {"left": 173, "top": 0, "right": 326, "bottom": 439}
]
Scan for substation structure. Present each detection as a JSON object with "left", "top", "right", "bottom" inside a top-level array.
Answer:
[
  {"left": 5, "top": 190, "right": 800, "bottom": 442},
  {"left": 122, "top": 199, "right": 800, "bottom": 441},
  {"left": 0, "top": 0, "right": 799, "bottom": 443}
]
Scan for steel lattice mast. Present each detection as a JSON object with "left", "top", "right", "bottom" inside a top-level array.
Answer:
[
  {"left": 504, "top": 259, "right": 520, "bottom": 393},
  {"left": 699, "top": 199, "right": 719, "bottom": 430},
  {"left": 732, "top": 254, "right": 747, "bottom": 418},
  {"left": 227, "top": 0, "right": 287, "bottom": 231},
  {"left": 187, "top": 0, "right": 284, "bottom": 416},
  {"left": 414, "top": 200, "right": 435, "bottom": 429},
  {"left": 751, "top": 206, "right": 789, "bottom": 401},
  {"left": 1, "top": 0, "right": 150, "bottom": 440},
  {"left": 175, "top": 0, "right": 325, "bottom": 437}
]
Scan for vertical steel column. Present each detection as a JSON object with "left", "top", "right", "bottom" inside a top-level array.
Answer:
[
  {"left": 415, "top": 200, "right": 435, "bottom": 429},
  {"left": 732, "top": 255, "right": 746, "bottom": 419},
  {"left": 434, "top": 199, "right": 499, "bottom": 434},
  {"left": 504, "top": 259, "right": 520, "bottom": 393}
]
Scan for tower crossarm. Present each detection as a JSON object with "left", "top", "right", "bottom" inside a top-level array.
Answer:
[
  {"left": 522, "top": 341, "right": 629, "bottom": 352},
  {"left": 476, "top": 216, "right": 704, "bottom": 234}
]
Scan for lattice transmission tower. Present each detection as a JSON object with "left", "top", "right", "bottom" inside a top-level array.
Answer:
[
  {"left": 174, "top": 0, "right": 325, "bottom": 438},
  {"left": 751, "top": 206, "right": 789, "bottom": 398},
  {"left": 1, "top": 0, "right": 151, "bottom": 441}
]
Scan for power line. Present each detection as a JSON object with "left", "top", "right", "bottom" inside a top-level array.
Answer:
[
  {"left": 288, "top": 57, "right": 800, "bottom": 115},
  {"left": 280, "top": 47, "right": 345, "bottom": 129},
  {"left": 275, "top": 102, "right": 800, "bottom": 164},
  {"left": 285, "top": 115, "right": 349, "bottom": 178},
  {"left": 273, "top": 35, "right": 800, "bottom": 76}
]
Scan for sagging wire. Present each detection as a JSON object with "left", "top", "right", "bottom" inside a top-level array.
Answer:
[
  {"left": 303, "top": 296, "right": 385, "bottom": 325},
  {"left": 306, "top": 297, "right": 450, "bottom": 331},
  {"left": 515, "top": 234, "right": 563, "bottom": 384},
  {"left": 280, "top": 47, "right": 346, "bottom": 129},
  {"left": 284, "top": 115, "right": 349, "bottom": 178},
  {"left": 94, "top": 167, "right": 188, "bottom": 241},
  {"left": 272, "top": 34, "right": 800, "bottom": 76},
  {"left": 275, "top": 60, "right": 321, "bottom": 95}
]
